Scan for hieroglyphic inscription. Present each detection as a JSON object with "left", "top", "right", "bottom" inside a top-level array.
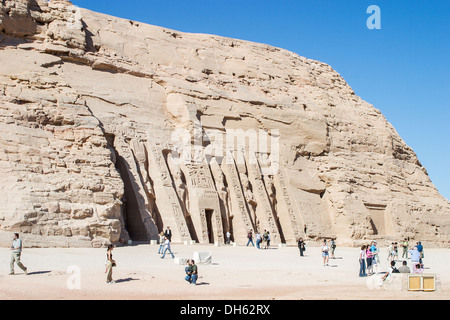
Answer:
[
  {"left": 148, "top": 142, "right": 191, "bottom": 241},
  {"left": 274, "top": 167, "right": 302, "bottom": 239},
  {"left": 224, "top": 151, "right": 253, "bottom": 231},
  {"left": 184, "top": 163, "right": 215, "bottom": 189},
  {"left": 247, "top": 153, "right": 280, "bottom": 242}
]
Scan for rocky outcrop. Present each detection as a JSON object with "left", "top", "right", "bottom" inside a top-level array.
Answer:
[{"left": 0, "top": 0, "right": 449, "bottom": 247}]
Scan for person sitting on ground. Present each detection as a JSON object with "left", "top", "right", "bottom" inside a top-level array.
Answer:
[
  {"left": 382, "top": 260, "right": 400, "bottom": 281},
  {"left": 413, "top": 263, "right": 423, "bottom": 274},
  {"left": 184, "top": 259, "right": 198, "bottom": 285},
  {"left": 398, "top": 260, "right": 410, "bottom": 273}
]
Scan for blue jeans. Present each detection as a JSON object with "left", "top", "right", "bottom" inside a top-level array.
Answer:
[
  {"left": 359, "top": 259, "right": 367, "bottom": 277},
  {"left": 161, "top": 247, "right": 174, "bottom": 258},
  {"left": 246, "top": 239, "right": 254, "bottom": 246},
  {"left": 158, "top": 244, "right": 164, "bottom": 254},
  {"left": 185, "top": 274, "right": 198, "bottom": 284}
]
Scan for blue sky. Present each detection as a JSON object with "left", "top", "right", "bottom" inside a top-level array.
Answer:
[{"left": 71, "top": 0, "right": 449, "bottom": 201}]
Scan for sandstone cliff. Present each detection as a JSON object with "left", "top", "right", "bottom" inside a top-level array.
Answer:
[{"left": 0, "top": 0, "right": 448, "bottom": 247}]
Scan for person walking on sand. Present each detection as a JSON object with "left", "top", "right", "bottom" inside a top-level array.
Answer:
[
  {"left": 321, "top": 240, "right": 329, "bottom": 266},
  {"left": 255, "top": 231, "right": 262, "bottom": 249},
  {"left": 298, "top": 237, "right": 306, "bottom": 257},
  {"left": 158, "top": 231, "right": 165, "bottom": 254},
  {"left": 106, "top": 244, "right": 116, "bottom": 284},
  {"left": 246, "top": 229, "right": 254, "bottom": 247},
  {"left": 330, "top": 239, "right": 336, "bottom": 259},
  {"left": 161, "top": 236, "right": 175, "bottom": 259},
  {"left": 9, "top": 233, "right": 27, "bottom": 275}
]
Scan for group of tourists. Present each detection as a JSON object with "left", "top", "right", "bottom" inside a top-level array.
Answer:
[
  {"left": 358, "top": 241, "right": 381, "bottom": 277},
  {"left": 359, "top": 238, "right": 426, "bottom": 278},
  {"left": 7, "top": 230, "right": 428, "bottom": 287},
  {"left": 106, "top": 226, "right": 195, "bottom": 284},
  {"left": 320, "top": 239, "right": 337, "bottom": 266},
  {"left": 245, "top": 229, "right": 271, "bottom": 249}
]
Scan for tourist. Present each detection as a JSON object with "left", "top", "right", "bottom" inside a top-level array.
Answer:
[
  {"left": 184, "top": 259, "right": 198, "bottom": 285},
  {"left": 409, "top": 246, "right": 421, "bottom": 266},
  {"left": 413, "top": 263, "right": 423, "bottom": 274},
  {"left": 401, "top": 238, "right": 409, "bottom": 259},
  {"left": 321, "top": 240, "right": 329, "bottom": 266},
  {"left": 387, "top": 242, "right": 395, "bottom": 262},
  {"left": 164, "top": 226, "right": 172, "bottom": 242},
  {"left": 255, "top": 231, "right": 262, "bottom": 249},
  {"left": 416, "top": 241, "right": 424, "bottom": 263},
  {"left": 184, "top": 259, "right": 193, "bottom": 283},
  {"left": 9, "top": 233, "right": 27, "bottom": 275},
  {"left": 246, "top": 229, "right": 254, "bottom": 247},
  {"left": 382, "top": 260, "right": 400, "bottom": 281},
  {"left": 261, "top": 230, "right": 269, "bottom": 249},
  {"left": 226, "top": 230, "right": 231, "bottom": 244},
  {"left": 267, "top": 231, "right": 271, "bottom": 248},
  {"left": 359, "top": 245, "right": 367, "bottom": 277},
  {"left": 366, "top": 244, "right": 373, "bottom": 275},
  {"left": 298, "top": 238, "right": 306, "bottom": 257},
  {"left": 161, "top": 236, "right": 175, "bottom": 259},
  {"left": 106, "top": 244, "right": 116, "bottom": 284},
  {"left": 399, "top": 260, "right": 410, "bottom": 273},
  {"left": 158, "top": 231, "right": 165, "bottom": 254},
  {"left": 330, "top": 239, "right": 336, "bottom": 259},
  {"left": 370, "top": 241, "right": 379, "bottom": 274},
  {"left": 372, "top": 241, "right": 380, "bottom": 263},
  {"left": 393, "top": 242, "right": 399, "bottom": 261}
]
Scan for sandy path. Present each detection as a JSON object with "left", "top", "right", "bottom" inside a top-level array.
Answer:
[{"left": 0, "top": 243, "right": 448, "bottom": 300}]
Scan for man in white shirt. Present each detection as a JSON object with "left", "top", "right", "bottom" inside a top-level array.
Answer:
[
  {"left": 10, "top": 233, "right": 27, "bottom": 275},
  {"left": 226, "top": 230, "right": 231, "bottom": 244},
  {"left": 160, "top": 236, "right": 175, "bottom": 259}
]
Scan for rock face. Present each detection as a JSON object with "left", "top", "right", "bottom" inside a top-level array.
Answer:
[{"left": 0, "top": 0, "right": 449, "bottom": 247}]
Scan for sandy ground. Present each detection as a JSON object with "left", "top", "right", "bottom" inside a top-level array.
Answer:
[{"left": 0, "top": 243, "right": 448, "bottom": 300}]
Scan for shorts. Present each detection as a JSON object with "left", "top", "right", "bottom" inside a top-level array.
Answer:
[{"left": 322, "top": 252, "right": 329, "bottom": 257}]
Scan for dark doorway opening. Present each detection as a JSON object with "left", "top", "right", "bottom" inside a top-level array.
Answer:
[
  {"left": 205, "top": 209, "right": 214, "bottom": 244},
  {"left": 107, "top": 134, "right": 149, "bottom": 242},
  {"left": 115, "top": 154, "right": 149, "bottom": 241}
]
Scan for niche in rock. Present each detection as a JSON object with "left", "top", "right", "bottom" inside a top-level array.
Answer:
[{"left": 106, "top": 133, "right": 149, "bottom": 241}]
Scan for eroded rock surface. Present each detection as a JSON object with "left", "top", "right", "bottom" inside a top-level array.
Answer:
[{"left": 0, "top": 0, "right": 448, "bottom": 247}]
